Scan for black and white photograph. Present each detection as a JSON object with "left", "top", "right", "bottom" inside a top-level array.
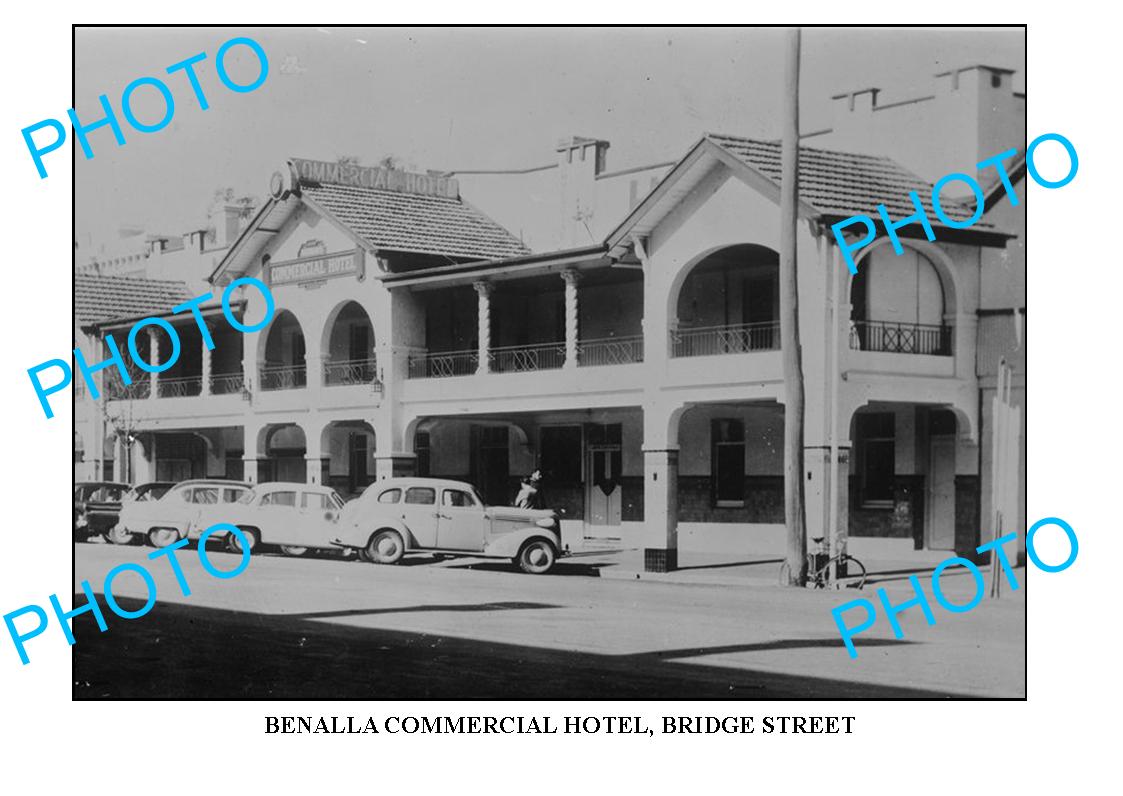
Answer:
[{"left": 65, "top": 25, "right": 1030, "bottom": 701}]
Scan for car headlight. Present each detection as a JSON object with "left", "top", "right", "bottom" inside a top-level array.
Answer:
[{"left": 535, "top": 517, "right": 556, "bottom": 529}]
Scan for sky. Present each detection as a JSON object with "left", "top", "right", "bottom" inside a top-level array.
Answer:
[{"left": 74, "top": 26, "right": 1024, "bottom": 250}]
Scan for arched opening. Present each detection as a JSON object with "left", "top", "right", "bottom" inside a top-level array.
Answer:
[
  {"left": 320, "top": 421, "right": 377, "bottom": 498},
  {"left": 672, "top": 244, "right": 779, "bottom": 357},
  {"left": 260, "top": 310, "right": 307, "bottom": 390},
  {"left": 848, "top": 403, "right": 968, "bottom": 552},
  {"left": 323, "top": 301, "right": 377, "bottom": 386},
  {"left": 259, "top": 424, "right": 307, "bottom": 483},
  {"left": 851, "top": 246, "right": 952, "bottom": 355}
]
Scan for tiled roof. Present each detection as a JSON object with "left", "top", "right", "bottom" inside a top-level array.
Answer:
[
  {"left": 706, "top": 133, "right": 988, "bottom": 228},
  {"left": 76, "top": 275, "right": 193, "bottom": 327},
  {"left": 301, "top": 181, "right": 531, "bottom": 260}
]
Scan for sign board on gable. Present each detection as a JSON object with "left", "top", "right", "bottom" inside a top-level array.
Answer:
[
  {"left": 290, "top": 158, "right": 459, "bottom": 199},
  {"left": 269, "top": 249, "right": 362, "bottom": 287}
]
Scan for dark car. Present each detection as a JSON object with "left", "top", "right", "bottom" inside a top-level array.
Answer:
[{"left": 73, "top": 481, "right": 130, "bottom": 542}]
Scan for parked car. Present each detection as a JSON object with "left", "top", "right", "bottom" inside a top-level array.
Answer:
[
  {"left": 100, "top": 482, "right": 178, "bottom": 544},
  {"left": 73, "top": 481, "right": 130, "bottom": 542},
  {"left": 125, "top": 481, "right": 176, "bottom": 503},
  {"left": 331, "top": 477, "right": 564, "bottom": 574},
  {"left": 203, "top": 482, "right": 348, "bottom": 555},
  {"left": 116, "top": 479, "right": 252, "bottom": 547}
]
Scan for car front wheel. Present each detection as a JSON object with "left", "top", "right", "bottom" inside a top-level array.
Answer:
[
  {"left": 106, "top": 526, "right": 133, "bottom": 545},
  {"left": 148, "top": 528, "right": 179, "bottom": 548},
  {"left": 366, "top": 530, "right": 405, "bottom": 565},
  {"left": 516, "top": 539, "right": 557, "bottom": 575}
]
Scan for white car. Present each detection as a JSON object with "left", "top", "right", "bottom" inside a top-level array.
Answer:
[
  {"left": 214, "top": 482, "right": 347, "bottom": 555},
  {"left": 331, "top": 477, "right": 564, "bottom": 574},
  {"left": 117, "top": 479, "right": 253, "bottom": 548}
]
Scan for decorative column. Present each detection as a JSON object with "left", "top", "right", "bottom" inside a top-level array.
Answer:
[
  {"left": 305, "top": 425, "right": 323, "bottom": 485},
  {"left": 242, "top": 423, "right": 262, "bottom": 484},
  {"left": 474, "top": 280, "right": 492, "bottom": 375},
  {"left": 148, "top": 327, "right": 159, "bottom": 399},
  {"left": 642, "top": 448, "right": 679, "bottom": 572},
  {"left": 561, "top": 269, "right": 580, "bottom": 368},
  {"left": 200, "top": 324, "right": 212, "bottom": 397}
]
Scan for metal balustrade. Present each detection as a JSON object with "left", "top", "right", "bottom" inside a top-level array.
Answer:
[
  {"left": 104, "top": 379, "right": 151, "bottom": 400},
  {"left": 157, "top": 376, "right": 203, "bottom": 398},
  {"left": 259, "top": 364, "right": 307, "bottom": 390},
  {"left": 490, "top": 342, "right": 566, "bottom": 373},
  {"left": 850, "top": 320, "right": 953, "bottom": 356},
  {"left": 671, "top": 321, "right": 780, "bottom": 358},
  {"left": 408, "top": 349, "right": 479, "bottom": 379},
  {"left": 209, "top": 373, "right": 245, "bottom": 395},
  {"left": 324, "top": 357, "right": 379, "bottom": 386},
  {"left": 577, "top": 335, "right": 644, "bottom": 366}
]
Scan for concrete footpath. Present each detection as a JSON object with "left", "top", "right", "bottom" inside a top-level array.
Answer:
[{"left": 465, "top": 545, "right": 1024, "bottom": 599}]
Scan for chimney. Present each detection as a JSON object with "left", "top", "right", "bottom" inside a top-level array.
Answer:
[
  {"left": 933, "top": 65, "right": 1020, "bottom": 184},
  {"left": 831, "top": 87, "right": 880, "bottom": 127},
  {"left": 556, "top": 136, "right": 609, "bottom": 248},
  {"left": 210, "top": 203, "right": 251, "bottom": 249}
]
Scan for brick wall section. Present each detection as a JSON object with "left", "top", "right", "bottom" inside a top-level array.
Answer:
[
  {"left": 621, "top": 476, "right": 644, "bottom": 521},
  {"left": 849, "top": 475, "right": 925, "bottom": 547},
  {"left": 677, "top": 476, "right": 784, "bottom": 523}
]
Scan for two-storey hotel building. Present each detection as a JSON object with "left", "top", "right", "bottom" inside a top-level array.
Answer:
[{"left": 75, "top": 65, "right": 1026, "bottom": 570}]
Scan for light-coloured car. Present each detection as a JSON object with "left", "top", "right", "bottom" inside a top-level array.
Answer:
[
  {"left": 117, "top": 479, "right": 252, "bottom": 548},
  {"left": 331, "top": 477, "right": 564, "bottom": 574},
  {"left": 211, "top": 482, "right": 347, "bottom": 555}
]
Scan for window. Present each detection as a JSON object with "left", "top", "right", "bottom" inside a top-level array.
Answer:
[
  {"left": 377, "top": 488, "right": 402, "bottom": 504},
  {"left": 261, "top": 490, "right": 297, "bottom": 507},
  {"left": 540, "top": 426, "right": 582, "bottom": 483},
  {"left": 712, "top": 419, "right": 746, "bottom": 507},
  {"left": 302, "top": 492, "right": 333, "bottom": 510},
  {"left": 415, "top": 432, "right": 430, "bottom": 477},
  {"left": 443, "top": 489, "right": 477, "bottom": 508},
  {"left": 404, "top": 487, "right": 436, "bottom": 505},
  {"left": 192, "top": 487, "right": 219, "bottom": 505},
  {"left": 856, "top": 413, "right": 895, "bottom": 506},
  {"left": 223, "top": 488, "right": 248, "bottom": 503}
]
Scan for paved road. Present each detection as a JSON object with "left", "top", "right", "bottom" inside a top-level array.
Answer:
[{"left": 72, "top": 541, "right": 1025, "bottom": 699}]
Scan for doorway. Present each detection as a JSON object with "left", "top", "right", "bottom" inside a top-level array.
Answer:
[
  {"left": 926, "top": 434, "right": 956, "bottom": 551},
  {"left": 472, "top": 425, "right": 510, "bottom": 506},
  {"left": 585, "top": 423, "right": 622, "bottom": 538}
]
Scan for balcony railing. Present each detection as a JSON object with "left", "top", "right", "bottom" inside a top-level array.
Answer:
[
  {"left": 490, "top": 342, "right": 566, "bottom": 373},
  {"left": 408, "top": 349, "right": 479, "bottom": 379},
  {"left": 259, "top": 364, "right": 307, "bottom": 391},
  {"left": 157, "top": 376, "right": 203, "bottom": 398},
  {"left": 850, "top": 320, "right": 953, "bottom": 356},
  {"left": 104, "top": 379, "right": 150, "bottom": 401},
  {"left": 671, "top": 321, "right": 780, "bottom": 358},
  {"left": 324, "top": 357, "right": 378, "bottom": 386},
  {"left": 210, "top": 372, "right": 245, "bottom": 395},
  {"left": 577, "top": 335, "right": 644, "bottom": 366}
]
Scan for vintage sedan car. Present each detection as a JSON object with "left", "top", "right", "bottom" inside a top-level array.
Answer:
[
  {"left": 116, "top": 479, "right": 253, "bottom": 547},
  {"left": 73, "top": 481, "right": 130, "bottom": 542},
  {"left": 201, "top": 482, "right": 347, "bottom": 555},
  {"left": 101, "top": 482, "right": 177, "bottom": 544},
  {"left": 331, "top": 477, "right": 564, "bottom": 574}
]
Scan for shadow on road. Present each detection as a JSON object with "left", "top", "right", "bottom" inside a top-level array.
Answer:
[
  {"left": 72, "top": 594, "right": 975, "bottom": 700},
  {"left": 287, "top": 601, "right": 563, "bottom": 620}
]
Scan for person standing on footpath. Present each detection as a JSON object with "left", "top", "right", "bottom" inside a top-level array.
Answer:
[{"left": 515, "top": 470, "right": 544, "bottom": 509}]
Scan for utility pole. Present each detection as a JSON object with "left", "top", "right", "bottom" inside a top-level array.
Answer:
[{"left": 780, "top": 27, "right": 808, "bottom": 586}]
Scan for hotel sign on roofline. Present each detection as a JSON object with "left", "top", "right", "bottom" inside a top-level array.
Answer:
[{"left": 288, "top": 158, "right": 459, "bottom": 199}]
